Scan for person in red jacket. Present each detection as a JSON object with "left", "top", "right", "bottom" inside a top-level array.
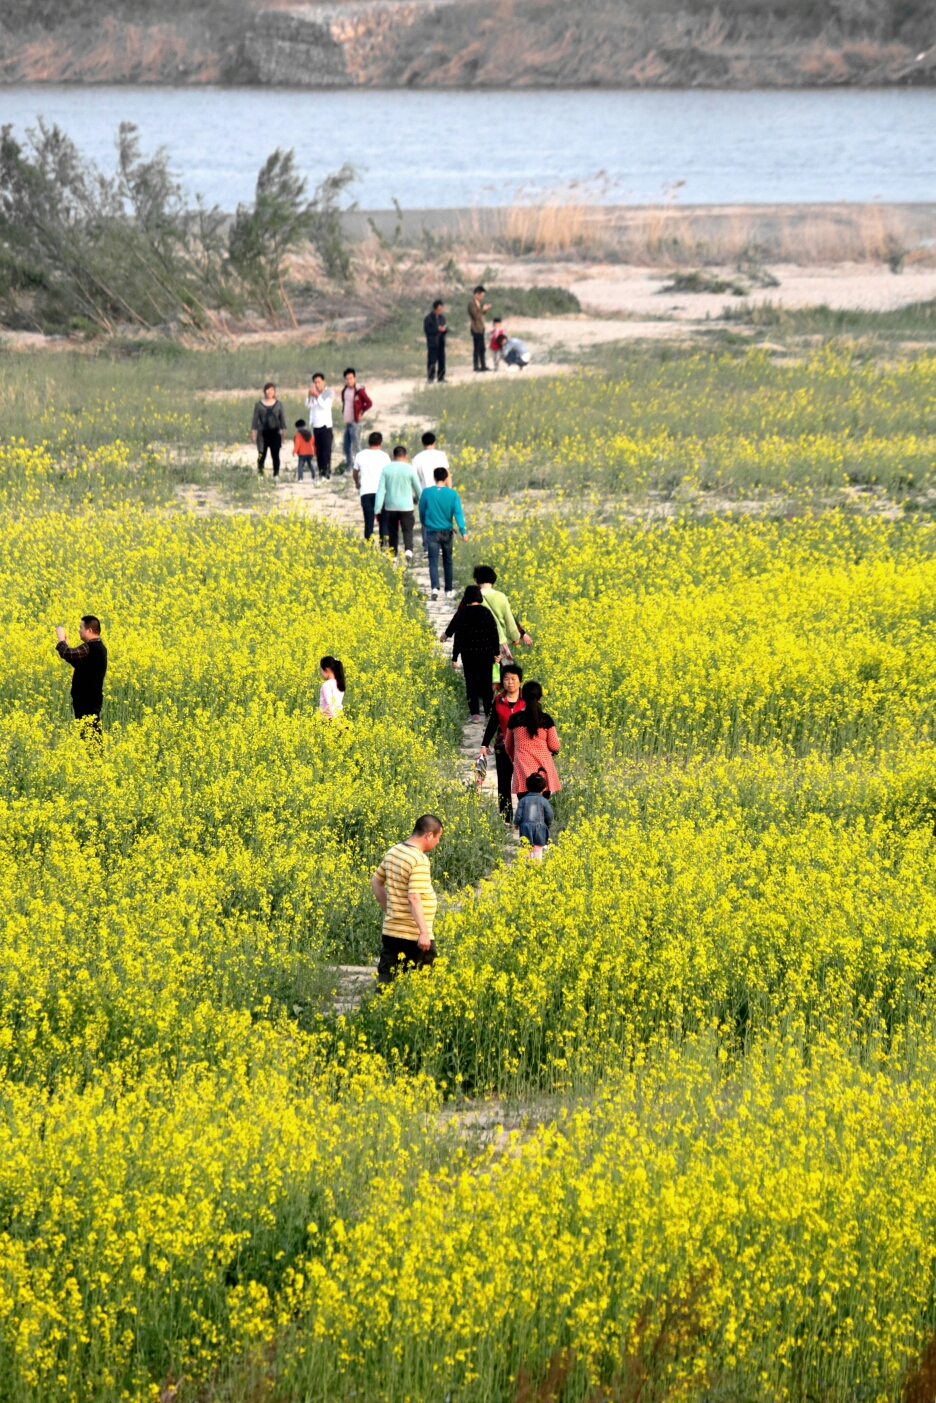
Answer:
[
  {"left": 341, "top": 367, "right": 373, "bottom": 473},
  {"left": 489, "top": 317, "right": 508, "bottom": 371},
  {"left": 479, "top": 663, "right": 525, "bottom": 820}
]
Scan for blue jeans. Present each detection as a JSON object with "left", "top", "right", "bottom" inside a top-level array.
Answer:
[
  {"left": 343, "top": 421, "right": 360, "bottom": 469},
  {"left": 426, "top": 528, "right": 454, "bottom": 592},
  {"left": 297, "top": 454, "right": 314, "bottom": 481}
]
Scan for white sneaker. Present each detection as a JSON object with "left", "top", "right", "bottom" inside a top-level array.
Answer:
[
  {"left": 431, "top": 589, "right": 438, "bottom": 601},
  {"left": 404, "top": 550, "right": 413, "bottom": 563},
  {"left": 446, "top": 589, "right": 457, "bottom": 599}
]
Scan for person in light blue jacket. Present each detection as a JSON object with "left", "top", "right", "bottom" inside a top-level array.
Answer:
[
  {"left": 418, "top": 466, "right": 468, "bottom": 599},
  {"left": 513, "top": 771, "right": 554, "bottom": 860},
  {"left": 375, "top": 446, "right": 422, "bottom": 561}
]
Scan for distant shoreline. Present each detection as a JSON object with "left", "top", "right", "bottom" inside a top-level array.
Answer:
[
  {"left": 2, "top": 82, "right": 935, "bottom": 92},
  {"left": 1, "top": 0, "right": 933, "bottom": 90}
]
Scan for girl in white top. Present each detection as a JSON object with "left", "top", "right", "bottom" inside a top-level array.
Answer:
[{"left": 319, "top": 655, "right": 346, "bottom": 718}]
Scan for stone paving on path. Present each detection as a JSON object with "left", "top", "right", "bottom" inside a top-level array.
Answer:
[{"left": 320, "top": 491, "right": 505, "bottom": 1014}]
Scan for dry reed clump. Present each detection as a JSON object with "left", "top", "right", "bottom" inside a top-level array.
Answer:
[{"left": 448, "top": 201, "right": 936, "bottom": 269}]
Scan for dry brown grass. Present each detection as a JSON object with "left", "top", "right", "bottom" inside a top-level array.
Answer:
[
  {"left": 444, "top": 201, "right": 936, "bottom": 269},
  {"left": 500, "top": 202, "right": 595, "bottom": 256}
]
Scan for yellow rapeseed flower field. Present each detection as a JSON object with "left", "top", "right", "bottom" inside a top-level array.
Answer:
[{"left": 5, "top": 371, "right": 936, "bottom": 1401}]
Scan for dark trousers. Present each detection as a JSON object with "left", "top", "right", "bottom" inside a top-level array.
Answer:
[
  {"left": 313, "top": 426, "right": 333, "bottom": 478},
  {"left": 494, "top": 744, "right": 514, "bottom": 821},
  {"left": 427, "top": 338, "right": 446, "bottom": 382},
  {"left": 472, "top": 332, "right": 487, "bottom": 371},
  {"left": 257, "top": 431, "right": 281, "bottom": 475},
  {"left": 377, "top": 935, "right": 437, "bottom": 984},
  {"left": 462, "top": 654, "right": 494, "bottom": 716},
  {"left": 386, "top": 510, "right": 415, "bottom": 555},
  {"left": 361, "top": 493, "right": 387, "bottom": 543},
  {"left": 426, "top": 527, "right": 454, "bottom": 592}
]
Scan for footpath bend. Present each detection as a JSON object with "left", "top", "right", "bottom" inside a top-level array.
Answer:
[{"left": 178, "top": 467, "right": 509, "bottom": 1009}]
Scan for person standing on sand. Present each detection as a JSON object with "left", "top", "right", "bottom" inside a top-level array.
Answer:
[
  {"left": 341, "top": 367, "right": 373, "bottom": 472},
  {"left": 353, "top": 430, "right": 391, "bottom": 544},
  {"left": 251, "top": 381, "right": 287, "bottom": 478},
  {"left": 375, "top": 446, "right": 421, "bottom": 562},
  {"left": 489, "top": 316, "right": 509, "bottom": 370},
  {"left": 305, "top": 373, "right": 334, "bottom": 479},
  {"left": 371, "top": 814, "right": 444, "bottom": 983},
  {"left": 55, "top": 615, "right": 107, "bottom": 736},
  {"left": 424, "top": 299, "right": 448, "bottom": 383},
  {"left": 292, "top": 419, "right": 315, "bottom": 481},
  {"left": 468, "top": 285, "right": 491, "bottom": 372}
]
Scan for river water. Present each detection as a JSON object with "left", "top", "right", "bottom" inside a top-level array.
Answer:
[{"left": 1, "top": 87, "right": 934, "bottom": 210}]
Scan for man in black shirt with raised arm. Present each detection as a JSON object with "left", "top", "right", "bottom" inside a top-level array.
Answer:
[{"left": 55, "top": 614, "right": 108, "bottom": 735}]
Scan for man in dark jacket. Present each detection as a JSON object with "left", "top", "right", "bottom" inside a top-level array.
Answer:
[
  {"left": 424, "top": 300, "right": 448, "bottom": 383},
  {"left": 55, "top": 615, "right": 108, "bottom": 734}
]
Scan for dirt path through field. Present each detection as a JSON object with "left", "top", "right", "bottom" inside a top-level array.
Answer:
[
  {"left": 330, "top": 548, "right": 506, "bottom": 1014},
  {"left": 264, "top": 497, "right": 506, "bottom": 1016}
]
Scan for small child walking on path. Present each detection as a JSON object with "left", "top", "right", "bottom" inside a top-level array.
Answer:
[
  {"left": 293, "top": 420, "right": 315, "bottom": 481},
  {"left": 513, "top": 772, "right": 553, "bottom": 860},
  {"left": 319, "top": 656, "right": 346, "bottom": 718}
]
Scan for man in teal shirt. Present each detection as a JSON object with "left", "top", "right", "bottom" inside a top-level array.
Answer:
[
  {"left": 418, "top": 466, "right": 468, "bottom": 599},
  {"left": 375, "top": 446, "right": 422, "bottom": 561}
]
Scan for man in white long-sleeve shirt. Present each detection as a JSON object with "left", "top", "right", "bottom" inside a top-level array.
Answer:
[{"left": 305, "top": 373, "right": 334, "bottom": 479}]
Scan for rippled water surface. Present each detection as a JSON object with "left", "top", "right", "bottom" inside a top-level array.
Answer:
[{"left": 1, "top": 87, "right": 934, "bottom": 209}]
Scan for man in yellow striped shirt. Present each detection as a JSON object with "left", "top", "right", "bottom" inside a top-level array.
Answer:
[{"left": 371, "top": 814, "right": 444, "bottom": 983}]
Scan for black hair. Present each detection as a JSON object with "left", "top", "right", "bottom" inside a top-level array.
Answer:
[
  {"left": 421, "top": 431, "right": 437, "bottom": 446},
  {"left": 474, "top": 284, "right": 486, "bottom": 294},
  {"left": 263, "top": 381, "right": 275, "bottom": 392},
  {"left": 520, "top": 680, "right": 545, "bottom": 738},
  {"left": 433, "top": 466, "right": 449, "bottom": 483},
  {"left": 320, "top": 656, "right": 346, "bottom": 692},
  {"left": 392, "top": 445, "right": 408, "bottom": 460},
  {"left": 344, "top": 366, "right": 356, "bottom": 377},
  {"left": 525, "top": 771, "right": 547, "bottom": 793},
  {"left": 473, "top": 564, "right": 497, "bottom": 586},
  {"left": 413, "top": 813, "right": 443, "bottom": 837},
  {"left": 295, "top": 418, "right": 307, "bottom": 427},
  {"left": 368, "top": 430, "right": 383, "bottom": 446},
  {"left": 81, "top": 614, "right": 102, "bottom": 635},
  {"left": 493, "top": 316, "right": 502, "bottom": 323},
  {"left": 500, "top": 662, "right": 523, "bottom": 684},
  {"left": 432, "top": 299, "right": 444, "bottom": 310},
  {"left": 462, "top": 585, "right": 483, "bottom": 605}
]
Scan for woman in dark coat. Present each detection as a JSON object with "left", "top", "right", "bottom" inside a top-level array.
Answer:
[{"left": 447, "top": 584, "right": 500, "bottom": 720}]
